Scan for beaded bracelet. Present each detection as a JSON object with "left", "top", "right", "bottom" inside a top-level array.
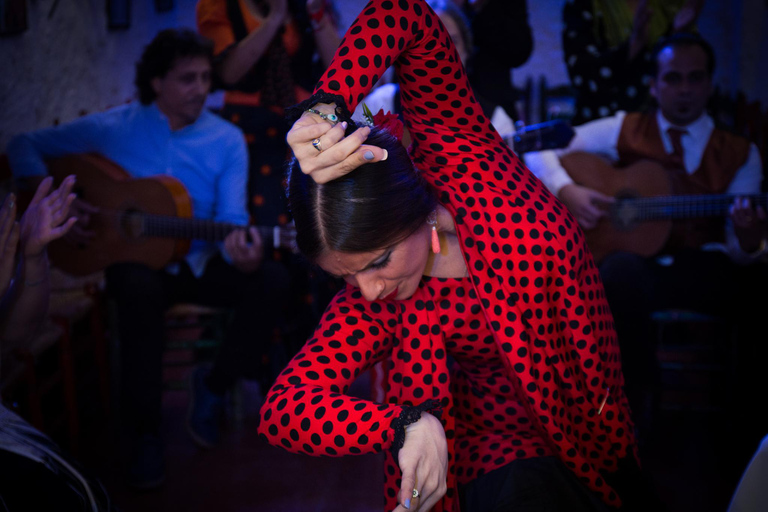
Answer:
[{"left": 305, "top": 108, "right": 339, "bottom": 126}]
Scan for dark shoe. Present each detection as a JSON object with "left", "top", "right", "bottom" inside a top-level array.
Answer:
[
  {"left": 187, "top": 364, "right": 225, "bottom": 448},
  {"left": 127, "top": 434, "right": 165, "bottom": 490}
]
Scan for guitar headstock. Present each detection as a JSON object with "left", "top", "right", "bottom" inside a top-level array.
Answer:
[{"left": 512, "top": 120, "right": 576, "bottom": 154}]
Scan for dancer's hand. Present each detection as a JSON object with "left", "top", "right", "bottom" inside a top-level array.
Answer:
[
  {"left": 286, "top": 103, "right": 389, "bottom": 184},
  {"left": 393, "top": 412, "right": 448, "bottom": 512}
]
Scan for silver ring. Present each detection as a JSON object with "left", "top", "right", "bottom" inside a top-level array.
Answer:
[
  {"left": 311, "top": 138, "right": 322, "bottom": 152},
  {"left": 306, "top": 108, "right": 339, "bottom": 126},
  {"left": 412, "top": 488, "right": 420, "bottom": 499}
]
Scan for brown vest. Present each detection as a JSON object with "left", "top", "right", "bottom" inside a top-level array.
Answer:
[{"left": 616, "top": 111, "right": 752, "bottom": 252}]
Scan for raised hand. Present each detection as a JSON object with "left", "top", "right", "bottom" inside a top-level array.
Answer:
[
  {"left": 286, "top": 104, "right": 389, "bottom": 184},
  {"left": 19, "top": 175, "right": 78, "bottom": 258},
  {"left": 0, "top": 193, "right": 20, "bottom": 298},
  {"left": 673, "top": 0, "right": 705, "bottom": 33},
  {"left": 629, "top": 0, "right": 652, "bottom": 60},
  {"left": 393, "top": 412, "right": 448, "bottom": 512}
]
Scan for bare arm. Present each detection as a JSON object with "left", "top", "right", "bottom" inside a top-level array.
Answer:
[
  {"left": 1, "top": 177, "right": 77, "bottom": 349},
  {"left": 306, "top": 0, "right": 341, "bottom": 69},
  {"left": 216, "top": 0, "right": 288, "bottom": 86}
]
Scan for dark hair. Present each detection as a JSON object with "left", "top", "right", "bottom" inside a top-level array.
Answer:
[
  {"left": 651, "top": 32, "right": 716, "bottom": 78},
  {"left": 135, "top": 28, "right": 214, "bottom": 105},
  {"left": 286, "top": 127, "right": 437, "bottom": 261}
]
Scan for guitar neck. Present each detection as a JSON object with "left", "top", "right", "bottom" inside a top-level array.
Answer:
[
  {"left": 141, "top": 215, "right": 277, "bottom": 246},
  {"left": 628, "top": 193, "right": 768, "bottom": 221}
]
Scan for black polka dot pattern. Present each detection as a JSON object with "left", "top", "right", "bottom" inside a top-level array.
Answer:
[
  {"left": 258, "top": 1, "right": 637, "bottom": 510},
  {"left": 562, "top": 0, "right": 654, "bottom": 125}
]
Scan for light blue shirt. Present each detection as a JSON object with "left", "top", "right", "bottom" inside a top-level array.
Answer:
[{"left": 7, "top": 102, "right": 249, "bottom": 276}]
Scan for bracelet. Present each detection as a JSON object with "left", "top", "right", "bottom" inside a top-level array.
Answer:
[
  {"left": 389, "top": 399, "right": 442, "bottom": 465},
  {"left": 305, "top": 108, "right": 339, "bottom": 126}
]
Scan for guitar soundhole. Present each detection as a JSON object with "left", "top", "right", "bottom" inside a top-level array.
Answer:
[
  {"left": 611, "top": 194, "right": 639, "bottom": 231},
  {"left": 122, "top": 209, "right": 146, "bottom": 239}
]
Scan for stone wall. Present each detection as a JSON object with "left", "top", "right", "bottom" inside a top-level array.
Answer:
[{"left": 1, "top": 0, "right": 765, "bottom": 149}]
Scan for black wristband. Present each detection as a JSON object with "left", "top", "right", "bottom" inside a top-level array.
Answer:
[{"left": 389, "top": 399, "right": 442, "bottom": 466}]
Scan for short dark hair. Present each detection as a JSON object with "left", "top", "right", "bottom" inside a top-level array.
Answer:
[
  {"left": 286, "top": 127, "right": 438, "bottom": 261},
  {"left": 134, "top": 28, "right": 214, "bottom": 105},
  {"left": 651, "top": 32, "right": 716, "bottom": 78}
]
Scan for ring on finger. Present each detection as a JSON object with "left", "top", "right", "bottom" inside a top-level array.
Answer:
[
  {"left": 306, "top": 108, "right": 339, "bottom": 126},
  {"left": 311, "top": 138, "right": 322, "bottom": 152},
  {"left": 412, "top": 488, "right": 420, "bottom": 499}
]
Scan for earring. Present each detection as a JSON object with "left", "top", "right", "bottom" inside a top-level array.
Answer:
[{"left": 428, "top": 210, "right": 440, "bottom": 254}]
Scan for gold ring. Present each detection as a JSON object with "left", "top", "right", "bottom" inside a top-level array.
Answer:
[
  {"left": 412, "top": 488, "right": 420, "bottom": 499},
  {"left": 311, "top": 138, "right": 322, "bottom": 152}
]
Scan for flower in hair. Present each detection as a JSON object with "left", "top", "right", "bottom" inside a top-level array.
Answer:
[{"left": 361, "top": 103, "right": 404, "bottom": 142}]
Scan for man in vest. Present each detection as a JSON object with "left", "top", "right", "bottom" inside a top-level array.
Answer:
[{"left": 524, "top": 32, "right": 766, "bottom": 469}]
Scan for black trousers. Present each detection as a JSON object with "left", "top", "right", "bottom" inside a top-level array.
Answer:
[
  {"left": 459, "top": 455, "right": 664, "bottom": 512},
  {"left": 105, "top": 255, "right": 290, "bottom": 437},
  {"left": 599, "top": 250, "right": 768, "bottom": 467}
]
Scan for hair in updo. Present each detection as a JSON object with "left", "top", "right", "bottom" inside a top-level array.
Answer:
[{"left": 286, "top": 126, "right": 437, "bottom": 261}]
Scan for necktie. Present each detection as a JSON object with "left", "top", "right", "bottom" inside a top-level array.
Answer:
[{"left": 667, "top": 127, "right": 688, "bottom": 170}]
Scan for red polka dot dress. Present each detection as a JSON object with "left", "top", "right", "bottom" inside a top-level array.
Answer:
[{"left": 258, "top": 1, "right": 638, "bottom": 510}]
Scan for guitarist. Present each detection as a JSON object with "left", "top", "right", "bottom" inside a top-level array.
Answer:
[
  {"left": 6, "top": 29, "right": 291, "bottom": 489},
  {"left": 525, "top": 32, "right": 767, "bottom": 462}
]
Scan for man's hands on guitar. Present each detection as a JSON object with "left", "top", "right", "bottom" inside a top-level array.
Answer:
[
  {"left": 730, "top": 197, "right": 767, "bottom": 254},
  {"left": 558, "top": 184, "right": 615, "bottom": 230},
  {"left": 225, "top": 226, "right": 264, "bottom": 274}
]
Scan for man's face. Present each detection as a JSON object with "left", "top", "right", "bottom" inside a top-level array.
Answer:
[
  {"left": 650, "top": 44, "right": 713, "bottom": 126},
  {"left": 152, "top": 55, "right": 211, "bottom": 130}
]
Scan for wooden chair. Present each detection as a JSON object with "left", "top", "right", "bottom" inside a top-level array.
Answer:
[
  {"left": 0, "top": 269, "right": 108, "bottom": 455},
  {"left": 162, "top": 303, "right": 231, "bottom": 390}
]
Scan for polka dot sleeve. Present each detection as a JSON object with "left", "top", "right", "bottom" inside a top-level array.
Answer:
[{"left": 258, "top": 289, "right": 408, "bottom": 456}]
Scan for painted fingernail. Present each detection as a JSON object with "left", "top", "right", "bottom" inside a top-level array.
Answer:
[
  {"left": 341, "top": 121, "right": 348, "bottom": 130},
  {"left": 364, "top": 150, "right": 374, "bottom": 161},
  {"left": 404, "top": 498, "right": 411, "bottom": 509},
  {"left": 382, "top": 149, "right": 388, "bottom": 161}
]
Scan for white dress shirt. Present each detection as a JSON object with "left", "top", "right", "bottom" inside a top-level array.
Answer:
[{"left": 523, "top": 111, "right": 764, "bottom": 261}]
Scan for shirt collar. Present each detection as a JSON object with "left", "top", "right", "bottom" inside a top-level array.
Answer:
[{"left": 656, "top": 110, "right": 713, "bottom": 141}]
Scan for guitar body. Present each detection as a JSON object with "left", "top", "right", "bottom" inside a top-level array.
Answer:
[
  {"left": 46, "top": 154, "right": 192, "bottom": 275},
  {"left": 560, "top": 152, "right": 673, "bottom": 262}
]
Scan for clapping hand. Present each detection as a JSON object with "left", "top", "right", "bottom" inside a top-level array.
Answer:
[
  {"left": 0, "top": 193, "right": 20, "bottom": 298},
  {"left": 674, "top": 0, "right": 705, "bottom": 33},
  {"left": 19, "top": 175, "right": 78, "bottom": 258},
  {"left": 286, "top": 104, "right": 389, "bottom": 184},
  {"left": 629, "top": 0, "right": 652, "bottom": 60}
]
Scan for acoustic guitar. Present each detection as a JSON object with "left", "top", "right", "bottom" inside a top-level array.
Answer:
[
  {"left": 559, "top": 151, "right": 767, "bottom": 262},
  {"left": 44, "top": 153, "right": 296, "bottom": 276}
]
